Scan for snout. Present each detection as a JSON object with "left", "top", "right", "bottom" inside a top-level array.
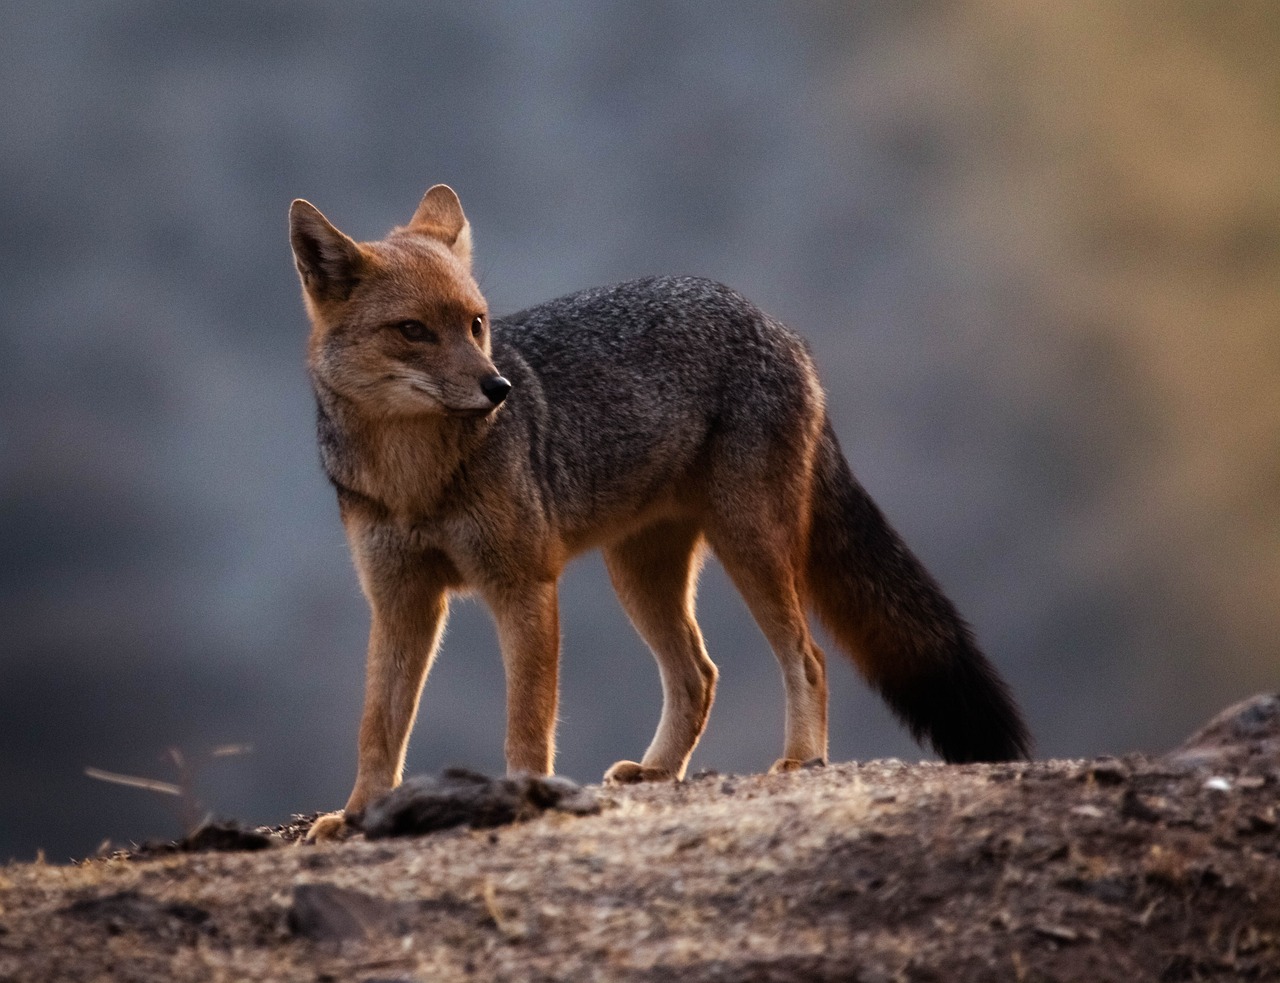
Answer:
[{"left": 480, "top": 374, "right": 512, "bottom": 407}]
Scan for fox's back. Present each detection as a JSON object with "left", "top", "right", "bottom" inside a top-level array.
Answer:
[
  {"left": 494, "top": 276, "right": 818, "bottom": 445},
  {"left": 490, "top": 276, "right": 821, "bottom": 529},
  {"left": 499, "top": 276, "right": 747, "bottom": 389}
]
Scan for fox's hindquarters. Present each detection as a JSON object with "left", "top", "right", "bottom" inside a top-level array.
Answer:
[{"left": 805, "top": 419, "right": 1031, "bottom": 763}]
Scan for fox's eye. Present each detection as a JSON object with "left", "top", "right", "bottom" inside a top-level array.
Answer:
[
  {"left": 396, "top": 320, "right": 435, "bottom": 343},
  {"left": 471, "top": 315, "right": 485, "bottom": 339}
]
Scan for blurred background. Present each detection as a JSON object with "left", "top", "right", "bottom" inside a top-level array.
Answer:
[{"left": 2, "top": 1, "right": 1277, "bottom": 862}]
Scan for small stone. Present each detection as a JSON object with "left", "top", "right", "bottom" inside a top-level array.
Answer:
[{"left": 1088, "top": 759, "right": 1130, "bottom": 785}]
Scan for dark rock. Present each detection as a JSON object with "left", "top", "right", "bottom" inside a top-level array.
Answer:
[
  {"left": 1167, "top": 693, "right": 1280, "bottom": 770},
  {"left": 286, "top": 883, "right": 400, "bottom": 942},
  {"left": 59, "top": 890, "right": 212, "bottom": 940},
  {"left": 180, "top": 820, "right": 275, "bottom": 853},
  {"left": 356, "top": 768, "right": 599, "bottom": 840},
  {"left": 1120, "top": 788, "right": 1164, "bottom": 823},
  {"left": 124, "top": 820, "right": 277, "bottom": 859}
]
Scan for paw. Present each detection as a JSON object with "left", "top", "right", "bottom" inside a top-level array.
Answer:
[
  {"left": 604, "top": 760, "right": 676, "bottom": 784},
  {"left": 304, "top": 811, "right": 352, "bottom": 843},
  {"left": 768, "top": 756, "right": 826, "bottom": 775}
]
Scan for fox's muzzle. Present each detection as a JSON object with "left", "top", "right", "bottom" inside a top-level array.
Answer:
[{"left": 481, "top": 374, "right": 513, "bottom": 407}]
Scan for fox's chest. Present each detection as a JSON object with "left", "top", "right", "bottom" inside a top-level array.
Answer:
[
  {"left": 399, "top": 515, "right": 471, "bottom": 566},
  {"left": 369, "top": 507, "right": 543, "bottom": 596},
  {"left": 352, "top": 508, "right": 492, "bottom": 592}
]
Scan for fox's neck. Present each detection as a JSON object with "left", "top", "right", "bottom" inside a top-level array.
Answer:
[{"left": 315, "top": 386, "right": 478, "bottom": 519}]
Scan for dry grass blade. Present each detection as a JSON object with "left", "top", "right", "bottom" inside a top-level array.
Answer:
[
  {"left": 211, "top": 744, "right": 253, "bottom": 758},
  {"left": 83, "top": 767, "right": 182, "bottom": 797}
]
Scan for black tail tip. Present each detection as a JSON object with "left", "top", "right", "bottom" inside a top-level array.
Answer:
[{"left": 882, "top": 652, "right": 1033, "bottom": 764}]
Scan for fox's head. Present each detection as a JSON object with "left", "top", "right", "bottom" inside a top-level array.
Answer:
[{"left": 289, "top": 185, "right": 511, "bottom": 418}]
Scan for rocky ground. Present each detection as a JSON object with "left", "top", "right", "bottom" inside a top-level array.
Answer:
[{"left": 2, "top": 696, "right": 1278, "bottom": 983}]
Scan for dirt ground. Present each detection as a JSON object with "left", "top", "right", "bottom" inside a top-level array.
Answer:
[{"left": 2, "top": 696, "right": 1278, "bottom": 983}]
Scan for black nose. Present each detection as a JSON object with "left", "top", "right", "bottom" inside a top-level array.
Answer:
[{"left": 480, "top": 374, "right": 512, "bottom": 406}]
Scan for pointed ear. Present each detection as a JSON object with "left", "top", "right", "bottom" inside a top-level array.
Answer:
[
  {"left": 289, "top": 199, "right": 364, "bottom": 301},
  {"left": 407, "top": 184, "right": 472, "bottom": 268}
]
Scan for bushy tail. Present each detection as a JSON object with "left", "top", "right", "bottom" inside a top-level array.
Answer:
[{"left": 806, "top": 418, "right": 1031, "bottom": 763}]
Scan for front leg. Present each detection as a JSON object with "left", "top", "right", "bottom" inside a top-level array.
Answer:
[
  {"left": 489, "top": 580, "right": 560, "bottom": 775},
  {"left": 309, "top": 582, "right": 446, "bottom": 842},
  {"left": 344, "top": 585, "right": 448, "bottom": 816},
  {"left": 309, "top": 520, "right": 452, "bottom": 841}
]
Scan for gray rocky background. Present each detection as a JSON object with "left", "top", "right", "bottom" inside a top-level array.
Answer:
[{"left": 2, "top": 1, "right": 1277, "bottom": 861}]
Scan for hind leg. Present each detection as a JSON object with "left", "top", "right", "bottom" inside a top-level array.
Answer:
[
  {"left": 707, "top": 511, "right": 829, "bottom": 772},
  {"left": 602, "top": 519, "right": 718, "bottom": 783}
]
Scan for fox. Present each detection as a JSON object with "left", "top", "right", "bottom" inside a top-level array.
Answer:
[{"left": 289, "top": 184, "right": 1031, "bottom": 839}]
